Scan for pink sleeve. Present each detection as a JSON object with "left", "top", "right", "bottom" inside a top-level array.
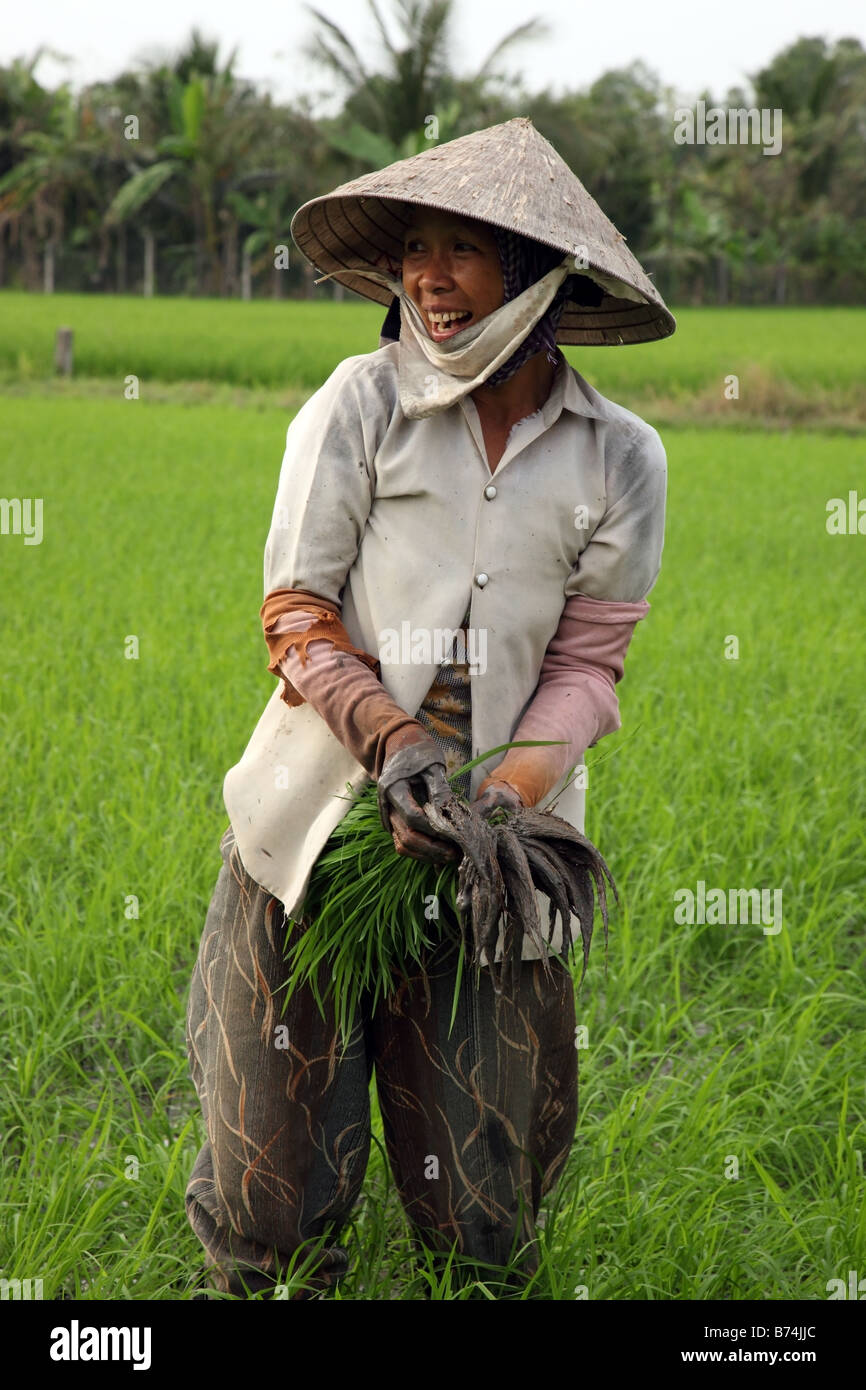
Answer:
[{"left": 479, "top": 594, "right": 649, "bottom": 806}]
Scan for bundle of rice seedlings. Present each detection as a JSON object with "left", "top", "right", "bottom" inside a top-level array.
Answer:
[
  {"left": 283, "top": 743, "right": 617, "bottom": 1043},
  {"left": 283, "top": 779, "right": 464, "bottom": 1044}
]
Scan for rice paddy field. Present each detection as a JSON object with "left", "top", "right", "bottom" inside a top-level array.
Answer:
[{"left": 1, "top": 291, "right": 864, "bottom": 1301}]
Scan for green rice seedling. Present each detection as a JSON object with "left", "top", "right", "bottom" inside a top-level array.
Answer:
[{"left": 283, "top": 778, "right": 463, "bottom": 1045}]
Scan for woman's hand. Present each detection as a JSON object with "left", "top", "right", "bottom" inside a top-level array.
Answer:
[
  {"left": 378, "top": 737, "right": 460, "bottom": 863},
  {"left": 388, "top": 761, "right": 460, "bottom": 863},
  {"left": 389, "top": 805, "right": 461, "bottom": 864},
  {"left": 472, "top": 779, "right": 524, "bottom": 820}
]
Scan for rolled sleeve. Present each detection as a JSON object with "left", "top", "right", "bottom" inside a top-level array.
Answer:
[
  {"left": 263, "top": 357, "right": 382, "bottom": 604},
  {"left": 566, "top": 423, "right": 667, "bottom": 603}
]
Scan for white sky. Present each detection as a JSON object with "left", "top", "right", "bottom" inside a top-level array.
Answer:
[{"left": 4, "top": 0, "right": 865, "bottom": 108}]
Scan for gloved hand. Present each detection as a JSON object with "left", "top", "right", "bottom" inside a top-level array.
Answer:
[
  {"left": 472, "top": 779, "right": 524, "bottom": 821},
  {"left": 378, "top": 726, "right": 460, "bottom": 863},
  {"left": 388, "top": 804, "right": 460, "bottom": 863}
]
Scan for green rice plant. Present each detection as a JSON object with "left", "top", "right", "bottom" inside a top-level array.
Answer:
[
  {"left": 2, "top": 292, "right": 864, "bottom": 407},
  {"left": 3, "top": 387, "right": 866, "bottom": 1300},
  {"left": 284, "top": 781, "right": 461, "bottom": 1044}
]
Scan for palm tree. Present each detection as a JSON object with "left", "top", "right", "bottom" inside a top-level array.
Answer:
[
  {"left": 0, "top": 76, "right": 103, "bottom": 291},
  {"left": 303, "top": 0, "right": 547, "bottom": 159},
  {"left": 104, "top": 34, "right": 273, "bottom": 295},
  {"left": 106, "top": 83, "right": 252, "bottom": 294},
  {"left": 0, "top": 52, "right": 58, "bottom": 287}
]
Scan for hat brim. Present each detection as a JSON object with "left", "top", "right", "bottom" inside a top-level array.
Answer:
[{"left": 291, "top": 192, "right": 675, "bottom": 347}]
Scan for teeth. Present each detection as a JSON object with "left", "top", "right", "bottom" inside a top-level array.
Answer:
[{"left": 428, "top": 310, "right": 470, "bottom": 324}]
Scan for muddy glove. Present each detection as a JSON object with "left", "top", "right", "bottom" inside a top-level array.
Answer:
[
  {"left": 472, "top": 780, "right": 524, "bottom": 820},
  {"left": 377, "top": 726, "right": 459, "bottom": 864}
]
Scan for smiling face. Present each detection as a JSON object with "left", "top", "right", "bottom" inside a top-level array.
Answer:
[{"left": 400, "top": 209, "right": 504, "bottom": 342}]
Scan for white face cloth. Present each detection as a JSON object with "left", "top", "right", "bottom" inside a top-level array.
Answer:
[{"left": 330, "top": 257, "right": 574, "bottom": 419}]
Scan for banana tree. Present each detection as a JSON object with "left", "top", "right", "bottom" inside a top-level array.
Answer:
[
  {"left": 227, "top": 187, "right": 300, "bottom": 299},
  {"left": 320, "top": 97, "right": 462, "bottom": 173}
]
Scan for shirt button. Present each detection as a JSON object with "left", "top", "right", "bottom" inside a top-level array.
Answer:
[
  {"left": 475, "top": 572, "right": 489, "bottom": 588},
  {"left": 484, "top": 484, "right": 497, "bottom": 500}
]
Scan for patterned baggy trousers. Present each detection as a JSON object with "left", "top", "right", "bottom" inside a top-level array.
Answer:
[{"left": 184, "top": 824, "right": 578, "bottom": 1297}]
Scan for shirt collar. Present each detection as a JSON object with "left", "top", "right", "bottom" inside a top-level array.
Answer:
[
  {"left": 553, "top": 351, "right": 610, "bottom": 422},
  {"left": 455, "top": 348, "right": 609, "bottom": 452}
]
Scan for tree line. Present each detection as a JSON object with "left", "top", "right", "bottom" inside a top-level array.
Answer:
[{"left": 1, "top": 2, "right": 864, "bottom": 305}]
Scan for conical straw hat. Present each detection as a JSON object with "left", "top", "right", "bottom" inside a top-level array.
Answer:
[{"left": 291, "top": 116, "right": 674, "bottom": 346}]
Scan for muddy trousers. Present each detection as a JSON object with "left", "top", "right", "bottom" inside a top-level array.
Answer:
[{"left": 185, "top": 825, "right": 578, "bottom": 1297}]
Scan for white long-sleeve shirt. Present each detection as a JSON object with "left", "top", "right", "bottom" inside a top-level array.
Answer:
[{"left": 223, "top": 344, "right": 667, "bottom": 956}]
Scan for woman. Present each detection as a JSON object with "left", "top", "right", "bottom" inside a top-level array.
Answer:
[{"left": 184, "top": 118, "right": 674, "bottom": 1298}]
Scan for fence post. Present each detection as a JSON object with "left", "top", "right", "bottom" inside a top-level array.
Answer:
[
  {"left": 55, "top": 327, "right": 74, "bottom": 376},
  {"left": 44, "top": 241, "right": 56, "bottom": 294},
  {"left": 143, "top": 230, "right": 155, "bottom": 297}
]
